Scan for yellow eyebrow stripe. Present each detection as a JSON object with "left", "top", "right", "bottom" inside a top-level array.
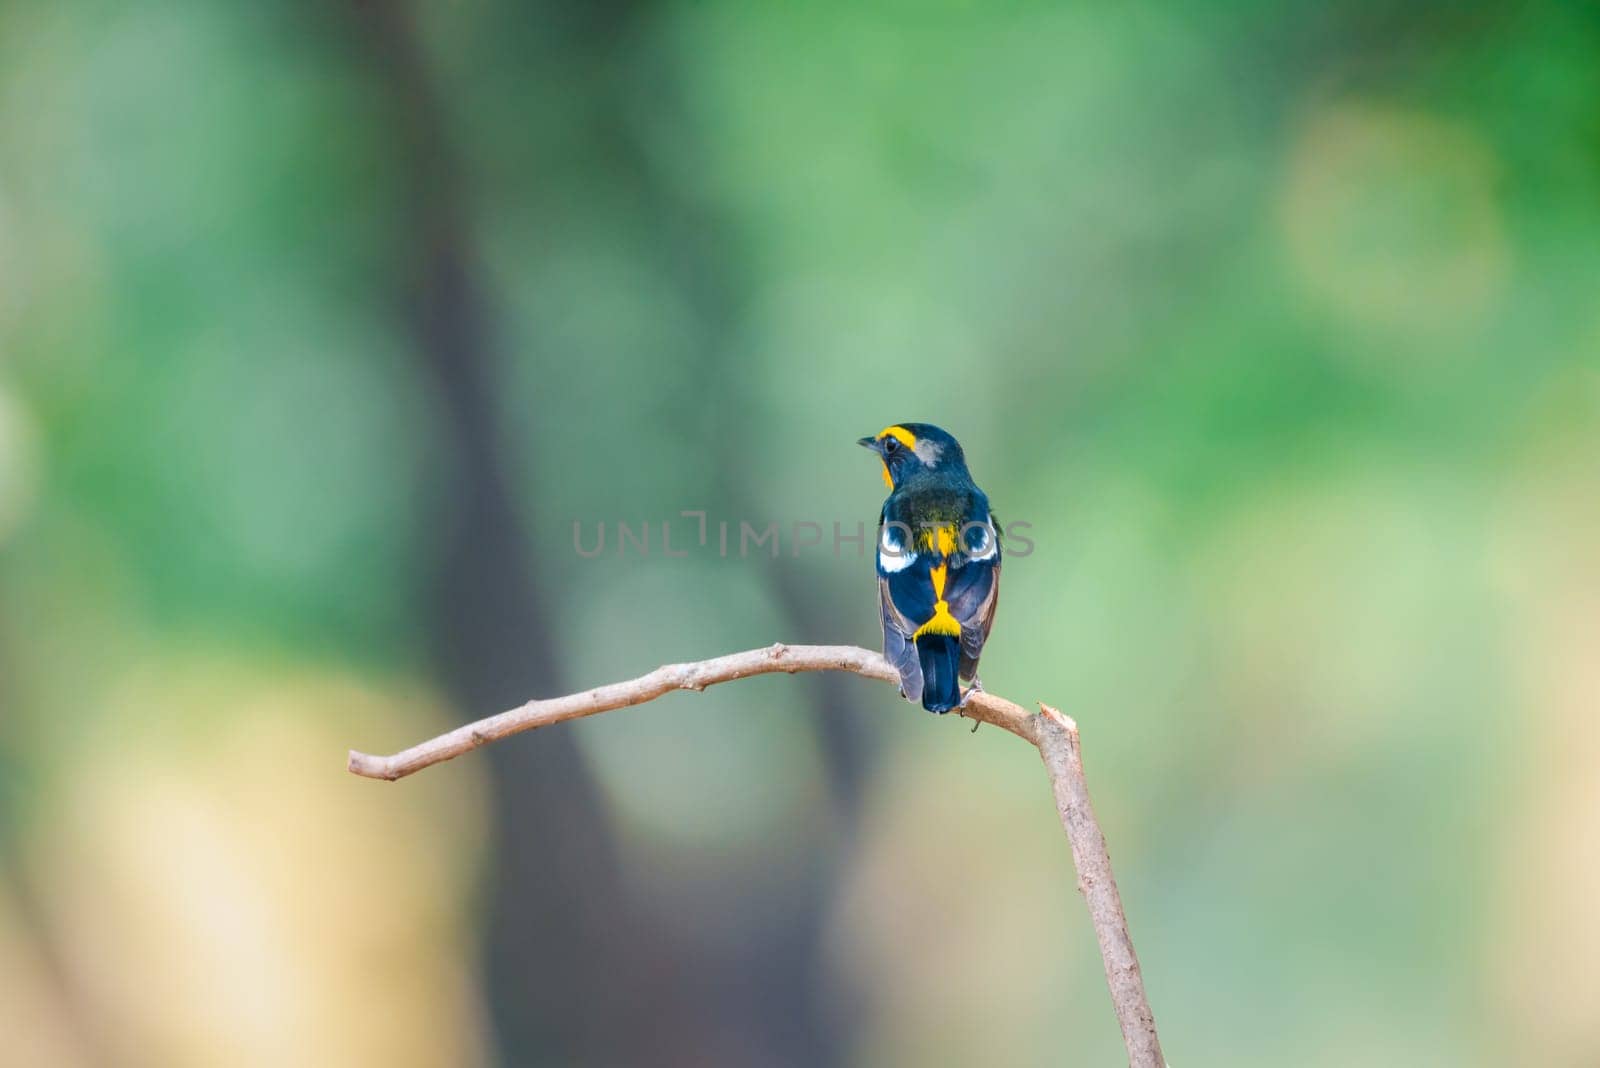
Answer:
[{"left": 879, "top": 425, "right": 917, "bottom": 450}]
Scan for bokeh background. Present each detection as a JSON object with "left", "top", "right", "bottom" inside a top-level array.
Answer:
[{"left": 2, "top": 1, "right": 1598, "bottom": 1065}]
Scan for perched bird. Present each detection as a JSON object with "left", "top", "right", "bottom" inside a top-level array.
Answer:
[{"left": 858, "top": 423, "right": 1001, "bottom": 713}]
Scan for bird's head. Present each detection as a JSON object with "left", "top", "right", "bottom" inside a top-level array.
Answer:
[{"left": 857, "top": 423, "right": 967, "bottom": 489}]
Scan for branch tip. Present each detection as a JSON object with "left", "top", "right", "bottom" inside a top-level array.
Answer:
[
  {"left": 1038, "top": 702, "right": 1079, "bottom": 736},
  {"left": 348, "top": 750, "right": 392, "bottom": 780}
]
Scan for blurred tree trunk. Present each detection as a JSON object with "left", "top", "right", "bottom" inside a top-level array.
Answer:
[
  {"left": 341, "top": 1, "right": 873, "bottom": 1064},
  {"left": 547, "top": 4, "right": 882, "bottom": 1056},
  {"left": 344, "top": 4, "right": 708, "bottom": 1065},
  {"left": 656, "top": 112, "right": 879, "bottom": 1068}
]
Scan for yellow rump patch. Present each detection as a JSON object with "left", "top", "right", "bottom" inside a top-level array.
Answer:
[
  {"left": 914, "top": 605, "right": 961, "bottom": 639},
  {"left": 913, "top": 561, "right": 962, "bottom": 639}
]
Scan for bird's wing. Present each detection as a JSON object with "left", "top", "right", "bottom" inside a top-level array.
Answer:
[
  {"left": 945, "top": 515, "right": 1001, "bottom": 680},
  {"left": 876, "top": 514, "right": 937, "bottom": 703},
  {"left": 945, "top": 555, "right": 999, "bottom": 680},
  {"left": 878, "top": 576, "right": 923, "bottom": 703}
]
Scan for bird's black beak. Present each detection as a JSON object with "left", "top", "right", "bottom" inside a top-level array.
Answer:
[{"left": 857, "top": 435, "right": 881, "bottom": 454}]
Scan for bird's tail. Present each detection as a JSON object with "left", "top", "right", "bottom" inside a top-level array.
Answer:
[{"left": 915, "top": 633, "right": 962, "bottom": 713}]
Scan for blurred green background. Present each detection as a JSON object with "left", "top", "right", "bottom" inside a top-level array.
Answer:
[{"left": 2, "top": 1, "right": 1598, "bottom": 1065}]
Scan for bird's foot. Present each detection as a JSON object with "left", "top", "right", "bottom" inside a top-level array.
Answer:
[
  {"left": 958, "top": 678, "right": 984, "bottom": 706},
  {"left": 958, "top": 679, "right": 983, "bottom": 732}
]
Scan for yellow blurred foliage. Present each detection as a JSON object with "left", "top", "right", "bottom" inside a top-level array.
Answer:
[
  {"left": 1488, "top": 371, "right": 1600, "bottom": 1065},
  {"left": 0, "top": 895, "right": 92, "bottom": 1067},
  {"left": 16, "top": 661, "right": 490, "bottom": 1068}
]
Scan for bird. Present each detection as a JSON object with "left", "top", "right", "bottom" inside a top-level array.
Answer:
[{"left": 858, "top": 423, "right": 1001, "bottom": 713}]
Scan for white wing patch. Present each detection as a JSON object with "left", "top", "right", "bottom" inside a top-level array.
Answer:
[
  {"left": 878, "top": 521, "right": 917, "bottom": 573},
  {"left": 962, "top": 517, "right": 999, "bottom": 562}
]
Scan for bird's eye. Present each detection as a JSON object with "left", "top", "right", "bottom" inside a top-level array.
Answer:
[{"left": 882, "top": 438, "right": 899, "bottom": 454}]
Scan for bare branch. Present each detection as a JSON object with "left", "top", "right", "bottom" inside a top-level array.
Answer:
[
  {"left": 1036, "top": 704, "right": 1166, "bottom": 1067},
  {"left": 347, "top": 643, "right": 1037, "bottom": 780},
  {"left": 346, "top": 642, "right": 1164, "bottom": 1067}
]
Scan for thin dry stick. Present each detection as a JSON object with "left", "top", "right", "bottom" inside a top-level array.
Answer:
[
  {"left": 347, "top": 642, "right": 1165, "bottom": 1068},
  {"left": 1036, "top": 703, "right": 1164, "bottom": 1067}
]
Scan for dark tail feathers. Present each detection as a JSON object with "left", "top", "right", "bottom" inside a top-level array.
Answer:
[{"left": 916, "top": 633, "right": 962, "bottom": 713}]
